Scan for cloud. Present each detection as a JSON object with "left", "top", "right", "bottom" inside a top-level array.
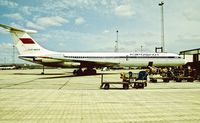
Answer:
[
  {"left": 0, "top": 43, "right": 16, "bottom": 64},
  {"left": 0, "top": 28, "right": 9, "bottom": 34},
  {"left": 35, "top": 16, "right": 69, "bottom": 28},
  {"left": 176, "top": 34, "right": 200, "bottom": 43},
  {"left": 26, "top": 21, "right": 44, "bottom": 30},
  {"left": 3, "top": 1, "right": 133, "bottom": 22},
  {"left": 25, "top": 16, "right": 69, "bottom": 30},
  {"left": 183, "top": 9, "right": 200, "bottom": 21},
  {"left": 34, "top": 28, "right": 159, "bottom": 52},
  {"left": 0, "top": 0, "right": 18, "bottom": 8},
  {"left": 114, "top": 4, "right": 135, "bottom": 17},
  {"left": 103, "top": 30, "right": 110, "bottom": 33},
  {"left": 20, "top": 6, "right": 32, "bottom": 15},
  {"left": 0, "top": 42, "right": 12, "bottom": 49},
  {"left": 75, "top": 17, "right": 86, "bottom": 25},
  {"left": 3, "top": 13, "right": 23, "bottom": 20},
  {"left": 9, "top": 22, "right": 24, "bottom": 29},
  {"left": 34, "top": 29, "right": 116, "bottom": 51}
]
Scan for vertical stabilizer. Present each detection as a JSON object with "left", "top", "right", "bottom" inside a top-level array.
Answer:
[{"left": 0, "top": 24, "right": 52, "bottom": 55}]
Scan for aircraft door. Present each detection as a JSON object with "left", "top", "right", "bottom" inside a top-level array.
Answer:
[
  {"left": 126, "top": 55, "right": 128, "bottom": 61},
  {"left": 193, "top": 54, "right": 199, "bottom": 62}
]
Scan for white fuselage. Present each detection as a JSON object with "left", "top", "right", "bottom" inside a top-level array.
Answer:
[
  {"left": 19, "top": 52, "right": 186, "bottom": 68},
  {"left": 63, "top": 52, "right": 185, "bottom": 67}
]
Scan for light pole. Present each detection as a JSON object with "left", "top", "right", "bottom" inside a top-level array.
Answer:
[
  {"left": 115, "top": 30, "right": 119, "bottom": 52},
  {"left": 4, "top": 57, "right": 6, "bottom": 64},
  {"left": 159, "top": 1, "right": 165, "bottom": 52},
  {"left": 13, "top": 44, "right": 15, "bottom": 64},
  {"left": 141, "top": 45, "right": 143, "bottom": 52}
]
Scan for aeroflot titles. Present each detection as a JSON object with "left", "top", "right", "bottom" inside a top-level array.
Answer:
[{"left": 131, "top": 53, "right": 159, "bottom": 56}]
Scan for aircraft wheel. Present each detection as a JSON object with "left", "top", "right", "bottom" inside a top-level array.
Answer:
[
  {"left": 77, "top": 69, "right": 83, "bottom": 75},
  {"left": 83, "top": 69, "right": 89, "bottom": 75},
  {"left": 91, "top": 69, "right": 96, "bottom": 74},
  {"left": 73, "top": 69, "right": 83, "bottom": 75},
  {"left": 84, "top": 69, "right": 96, "bottom": 75},
  {"left": 73, "top": 70, "right": 77, "bottom": 75}
]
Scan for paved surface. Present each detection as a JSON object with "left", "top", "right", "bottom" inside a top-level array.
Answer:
[{"left": 0, "top": 69, "right": 200, "bottom": 123}]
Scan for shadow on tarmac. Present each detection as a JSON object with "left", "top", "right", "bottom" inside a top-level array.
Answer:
[
  {"left": 39, "top": 73, "right": 119, "bottom": 79},
  {"left": 13, "top": 73, "right": 66, "bottom": 75}
]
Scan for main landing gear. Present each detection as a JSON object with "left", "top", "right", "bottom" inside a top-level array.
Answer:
[{"left": 73, "top": 68, "right": 97, "bottom": 75}]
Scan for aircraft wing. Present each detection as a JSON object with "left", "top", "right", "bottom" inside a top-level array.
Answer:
[
  {"left": 37, "top": 54, "right": 120, "bottom": 68},
  {"left": 71, "top": 59, "right": 119, "bottom": 67},
  {"left": 61, "top": 58, "right": 119, "bottom": 67}
]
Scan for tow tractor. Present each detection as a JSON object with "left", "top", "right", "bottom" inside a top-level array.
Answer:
[{"left": 100, "top": 71, "right": 148, "bottom": 90}]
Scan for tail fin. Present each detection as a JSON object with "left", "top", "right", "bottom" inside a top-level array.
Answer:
[{"left": 0, "top": 24, "right": 51, "bottom": 55}]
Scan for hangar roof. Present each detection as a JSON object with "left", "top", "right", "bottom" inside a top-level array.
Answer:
[{"left": 180, "top": 48, "right": 200, "bottom": 55}]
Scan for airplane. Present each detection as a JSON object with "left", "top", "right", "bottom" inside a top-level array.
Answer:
[
  {"left": 0, "top": 24, "right": 186, "bottom": 75},
  {"left": 0, "top": 65, "right": 16, "bottom": 70}
]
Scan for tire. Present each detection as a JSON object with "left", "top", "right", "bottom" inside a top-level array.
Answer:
[
  {"left": 140, "top": 83, "right": 144, "bottom": 89},
  {"left": 73, "top": 70, "right": 77, "bottom": 75},
  {"left": 83, "top": 69, "right": 96, "bottom": 75},
  {"left": 77, "top": 69, "right": 83, "bottom": 75},
  {"left": 151, "top": 79, "right": 157, "bottom": 83},
  {"left": 123, "top": 84, "right": 129, "bottom": 89},
  {"left": 144, "top": 82, "right": 147, "bottom": 87},
  {"left": 187, "top": 78, "right": 194, "bottom": 82},
  {"left": 138, "top": 83, "right": 144, "bottom": 89},
  {"left": 175, "top": 78, "right": 182, "bottom": 82},
  {"left": 133, "top": 83, "right": 137, "bottom": 88},
  {"left": 104, "top": 83, "right": 110, "bottom": 90},
  {"left": 134, "top": 83, "right": 139, "bottom": 89},
  {"left": 163, "top": 79, "right": 169, "bottom": 83},
  {"left": 91, "top": 69, "right": 96, "bottom": 75}
]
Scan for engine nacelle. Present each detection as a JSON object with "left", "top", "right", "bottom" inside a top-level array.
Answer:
[
  {"left": 62, "top": 62, "right": 80, "bottom": 68},
  {"left": 41, "top": 61, "right": 80, "bottom": 68},
  {"left": 41, "top": 58, "right": 62, "bottom": 63}
]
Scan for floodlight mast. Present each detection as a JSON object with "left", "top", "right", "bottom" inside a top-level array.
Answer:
[
  {"left": 115, "top": 30, "right": 119, "bottom": 52},
  {"left": 159, "top": 1, "right": 165, "bottom": 52},
  {"left": 12, "top": 44, "right": 15, "bottom": 64}
]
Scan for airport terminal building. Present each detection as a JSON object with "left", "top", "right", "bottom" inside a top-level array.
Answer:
[{"left": 180, "top": 48, "right": 200, "bottom": 63}]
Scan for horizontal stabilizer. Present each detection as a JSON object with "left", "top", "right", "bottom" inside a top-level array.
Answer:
[{"left": 0, "top": 24, "right": 37, "bottom": 33}]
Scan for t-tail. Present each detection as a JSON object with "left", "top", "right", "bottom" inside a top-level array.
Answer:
[{"left": 0, "top": 24, "right": 53, "bottom": 55}]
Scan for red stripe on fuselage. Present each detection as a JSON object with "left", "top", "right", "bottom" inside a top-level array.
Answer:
[{"left": 20, "top": 38, "right": 35, "bottom": 44}]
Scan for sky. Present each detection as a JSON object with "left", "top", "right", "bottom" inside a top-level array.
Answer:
[{"left": 0, "top": 0, "right": 200, "bottom": 64}]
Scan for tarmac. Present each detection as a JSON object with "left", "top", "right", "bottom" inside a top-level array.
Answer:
[{"left": 0, "top": 69, "right": 200, "bottom": 123}]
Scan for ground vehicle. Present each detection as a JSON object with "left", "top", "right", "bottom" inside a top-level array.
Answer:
[
  {"left": 100, "top": 71, "right": 148, "bottom": 90},
  {"left": 184, "top": 61, "right": 200, "bottom": 80},
  {"left": 148, "top": 66, "right": 195, "bottom": 82}
]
